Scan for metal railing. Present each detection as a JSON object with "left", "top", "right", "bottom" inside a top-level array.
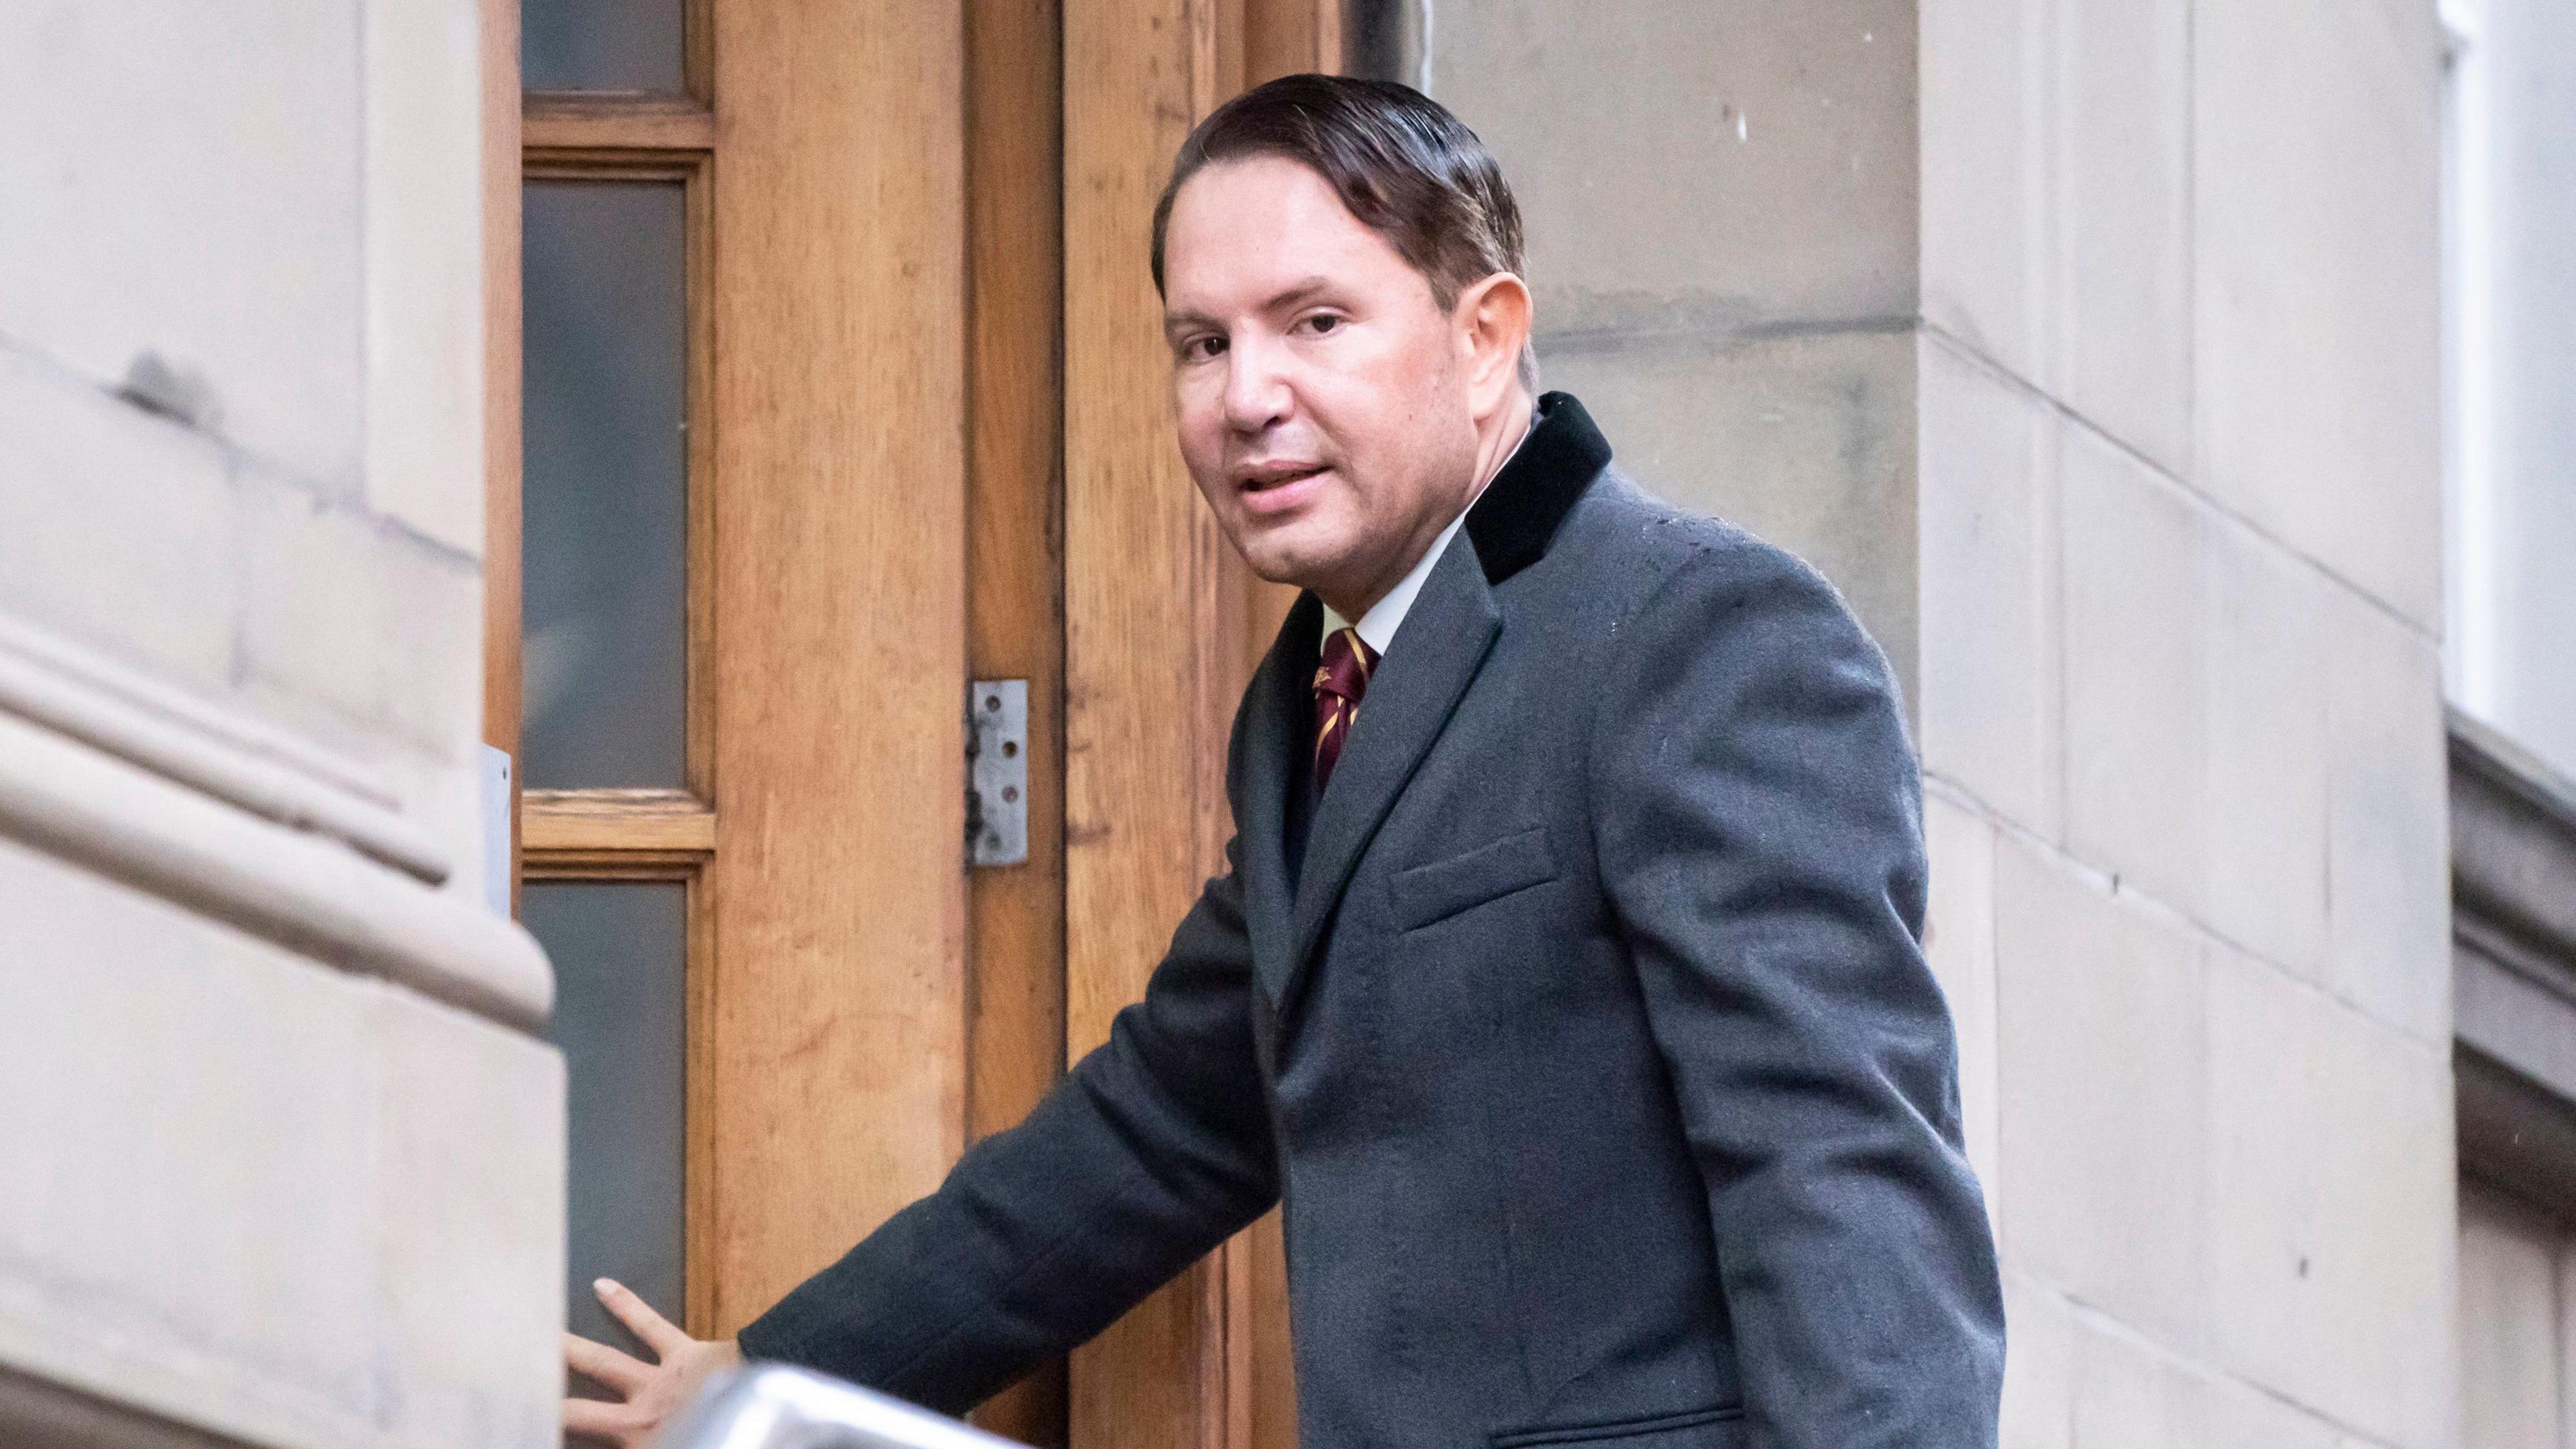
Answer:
[{"left": 653, "top": 1366, "right": 1029, "bottom": 1449}]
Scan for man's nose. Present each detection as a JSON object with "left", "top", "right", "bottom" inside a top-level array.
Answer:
[{"left": 1221, "top": 335, "right": 1293, "bottom": 432}]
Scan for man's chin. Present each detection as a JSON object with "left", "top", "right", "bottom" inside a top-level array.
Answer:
[{"left": 1230, "top": 523, "right": 1348, "bottom": 594}]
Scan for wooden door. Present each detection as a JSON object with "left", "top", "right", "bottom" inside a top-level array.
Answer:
[
  {"left": 486, "top": 0, "right": 970, "bottom": 1371},
  {"left": 482, "top": 2, "right": 1334, "bottom": 1444}
]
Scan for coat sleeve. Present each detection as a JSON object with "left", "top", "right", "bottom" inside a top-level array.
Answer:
[
  {"left": 1586, "top": 539, "right": 2006, "bottom": 1448},
  {"left": 735, "top": 836, "right": 1279, "bottom": 1413}
]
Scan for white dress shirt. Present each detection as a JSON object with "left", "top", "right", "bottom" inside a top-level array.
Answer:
[{"left": 1320, "top": 412, "right": 1534, "bottom": 656}]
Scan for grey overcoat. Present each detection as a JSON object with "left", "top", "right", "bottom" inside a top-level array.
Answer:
[{"left": 740, "top": 392, "right": 2008, "bottom": 1448}]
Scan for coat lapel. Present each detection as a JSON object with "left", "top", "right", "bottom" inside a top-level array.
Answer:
[
  {"left": 1265, "top": 538, "right": 1502, "bottom": 1012},
  {"left": 1245, "top": 390, "right": 1613, "bottom": 1016},
  {"left": 1237, "top": 592, "right": 1318, "bottom": 989}
]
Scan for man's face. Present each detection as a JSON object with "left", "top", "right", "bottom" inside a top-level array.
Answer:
[{"left": 1161, "top": 156, "right": 1487, "bottom": 612}]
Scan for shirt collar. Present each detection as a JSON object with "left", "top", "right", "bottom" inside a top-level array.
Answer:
[{"left": 1321, "top": 406, "right": 1536, "bottom": 656}]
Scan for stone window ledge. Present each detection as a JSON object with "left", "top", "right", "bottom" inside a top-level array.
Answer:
[{"left": 2452, "top": 708, "right": 2576, "bottom": 1208}]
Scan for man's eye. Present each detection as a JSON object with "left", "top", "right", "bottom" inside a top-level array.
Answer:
[
  {"left": 1183, "top": 335, "right": 1227, "bottom": 362},
  {"left": 1301, "top": 314, "right": 1344, "bottom": 335}
]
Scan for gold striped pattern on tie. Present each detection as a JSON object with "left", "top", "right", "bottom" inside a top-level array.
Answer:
[{"left": 1312, "top": 625, "right": 1376, "bottom": 788}]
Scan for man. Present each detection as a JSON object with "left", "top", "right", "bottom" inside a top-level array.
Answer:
[{"left": 566, "top": 75, "right": 2005, "bottom": 1448}]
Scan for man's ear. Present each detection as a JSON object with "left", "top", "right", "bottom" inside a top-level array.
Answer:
[{"left": 1454, "top": 271, "right": 1534, "bottom": 416}]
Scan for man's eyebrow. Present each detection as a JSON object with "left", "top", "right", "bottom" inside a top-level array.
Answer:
[
  {"left": 1163, "top": 277, "right": 1343, "bottom": 333},
  {"left": 1267, "top": 276, "right": 1337, "bottom": 309}
]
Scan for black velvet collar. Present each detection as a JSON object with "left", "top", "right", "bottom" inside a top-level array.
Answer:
[{"left": 1463, "top": 391, "right": 1613, "bottom": 586}]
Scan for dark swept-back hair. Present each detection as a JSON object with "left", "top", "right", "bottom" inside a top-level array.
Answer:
[{"left": 1150, "top": 74, "right": 1527, "bottom": 315}]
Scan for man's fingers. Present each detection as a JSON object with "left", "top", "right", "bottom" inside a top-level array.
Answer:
[
  {"left": 561, "top": 1395, "right": 640, "bottom": 1444},
  {"left": 593, "top": 1277, "right": 691, "bottom": 1356},
  {"left": 564, "top": 1331, "right": 651, "bottom": 1391}
]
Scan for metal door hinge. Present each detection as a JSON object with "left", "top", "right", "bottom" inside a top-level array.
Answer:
[{"left": 967, "top": 680, "right": 1028, "bottom": 867}]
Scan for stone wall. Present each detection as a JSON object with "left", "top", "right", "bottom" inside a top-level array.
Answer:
[
  {"left": 1424, "top": 1, "right": 2460, "bottom": 1444},
  {"left": 1433, "top": 0, "right": 1923, "bottom": 704},
  {"left": 0, "top": 4, "right": 562, "bottom": 1447}
]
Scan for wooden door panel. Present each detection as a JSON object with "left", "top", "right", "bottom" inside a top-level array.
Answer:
[{"left": 704, "top": 0, "right": 973, "bottom": 1332}]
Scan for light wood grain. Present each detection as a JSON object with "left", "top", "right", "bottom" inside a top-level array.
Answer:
[
  {"left": 683, "top": 0, "right": 713, "bottom": 103},
  {"left": 522, "top": 789, "right": 717, "bottom": 858},
  {"left": 1245, "top": 0, "right": 1340, "bottom": 85},
  {"left": 1063, "top": 0, "right": 1257, "bottom": 1444},
  {"left": 964, "top": 0, "right": 1071, "bottom": 1440},
  {"left": 523, "top": 97, "right": 717, "bottom": 154},
  {"left": 705, "top": 0, "right": 972, "bottom": 1337},
  {"left": 683, "top": 160, "right": 718, "bottom": 805}
]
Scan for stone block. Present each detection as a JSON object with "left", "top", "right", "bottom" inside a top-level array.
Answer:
[
  {"left": 2060, "top": 431, "right": 2351, "bottom": 980},
  {"left": 2070, "top": 1314, "right": 2347, "bottom": 1449},
  {"left": 362, "top": 0, "right": 486, "bottom": 557},
  {"left": 2324, "top": 588, "right": 2449, "bottom": 1044},
  {"left": 371, "top": 983, "right": 566, "bottom": 1449},
  {"left": 237, "top": 474, "right": 483, "bottom": 763},
  {"left": 2204, "top": 946, "right": 2453, "bottom": 1449},
  {"left": 1436, "top": 1, "right": 1915, "bottom": 337},
  {"left": 2059, "top": 423, "right": 2204, "bottom": 911},
  {"left": 2194, "top": 0, "right": 2443, "bottom": 626},
  {"left": 2070, "top": 1322, "right": 2195, "bottom": 1449},
  {"left": 2201, "top": 529, "right": 2328, "bottom": 978},
  {"left": 1994, "top": 835, "right": 2206, "bottom": 1348},
  {"left": 1923, "top": 0, "right": 2191, "bottom": 476},
  {"left": 0, "top": 835, "right": 382, "bottom": 1440},
  {"left": 372, "top": 741, "right": 500, "bottom": 912},
  {"left": 0, "top": 817, "right": 561, "bottom": 1448},
  {"left": 1999, "top": 1274, "right": 2076, "bottom": 1449},
  {"left": 1540, "top": 327, "right": 1919, "bottom": 709},
  {"left": 237, "top": 480, "right": 378, "bottom": 733},
  {"left": 0, "top": 1, "right": 365, "bottom": 492},
  {"left": 0, "top": 349, "right": 237, "bottom": 695},
  {"left": 2054, "top": 0, "right": 2192, "bottom": 475},
  {"left": 1923, "top": 789, "right": 2001, "bottom": 1197},
  {"left": 2191, "top": 1371, "right": 2344, "bottom": 1449},
  {"left": 1919, "top": 336, "right": 2058, "bottom": 833},
  {"left": 1921, "top": 0, "right": 2043, "bottom": 384},
  {"left": 376, "top": 538, "right": 486, "bottom": 760}
]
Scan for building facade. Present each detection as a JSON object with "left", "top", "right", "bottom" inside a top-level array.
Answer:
[
  {"left": 0, "top": 2, "right": 563, "bottom": 1446},
  {"left": 1, "top": 2, "right": 2570, "bottom": 1448}
]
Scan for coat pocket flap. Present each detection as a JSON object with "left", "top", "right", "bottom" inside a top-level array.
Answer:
[
  {"left": 1390, "top": 825, "right": 1558, "bottom": 932},
  {"left": 1491, "top": 1405, "right": 1743, "bottom": 1448}
]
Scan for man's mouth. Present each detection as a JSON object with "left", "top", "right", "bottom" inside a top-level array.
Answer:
[
  {"left": 1232, "top": 462, "right": 1332, "bottom": 519},
  {"left": 1236, "top": 462, "right": 1328, "bottom": 493}
]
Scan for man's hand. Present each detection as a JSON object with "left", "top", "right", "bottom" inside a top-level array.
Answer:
[{"left": 563, "top": 1278, "right": 744, "bottom": 1446}]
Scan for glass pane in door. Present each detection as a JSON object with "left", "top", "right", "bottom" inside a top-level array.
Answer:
[
  {"left": 523, "top": 0, "right": 686, "bottom": 94},
  {"left": 522, "top": 180, "right": 690, "bottom": 790},
  {"left": 528, "top": 881, "right": 688, "bottom": 1348}
]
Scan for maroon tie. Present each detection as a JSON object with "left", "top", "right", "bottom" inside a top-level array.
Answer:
[{"left": 1312, "top": 625, "right": 1381, "bottom": 794}]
